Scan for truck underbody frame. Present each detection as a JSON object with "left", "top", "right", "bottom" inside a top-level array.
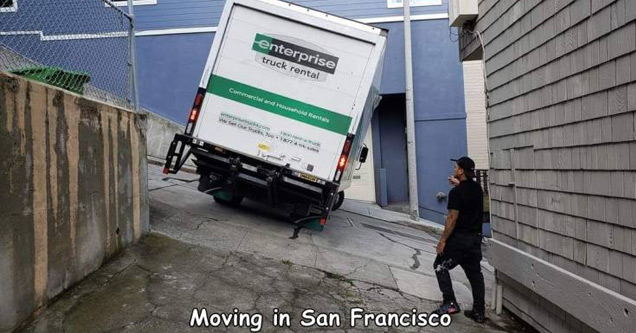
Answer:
[{"left": 163, "top": 133, "right": 339, "bottom": 227}]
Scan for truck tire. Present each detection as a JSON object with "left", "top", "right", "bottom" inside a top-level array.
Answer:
[
  {"left": 213, "top": 191, "right": 243, "bottom": 207},
  {"left": 332, "top": 191, "right": 345, "bottom": 211}
]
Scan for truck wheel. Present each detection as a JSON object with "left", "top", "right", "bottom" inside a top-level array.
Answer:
[
  {"left": 213, "top": 191, "right": 243, "bottom": 207},
  {"left": 332, "top": 191, "right": 345, "bottom": 211}
]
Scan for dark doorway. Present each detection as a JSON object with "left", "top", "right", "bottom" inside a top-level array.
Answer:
[{"left": 372, "top": 94, "right": 409, "bottom": 205}]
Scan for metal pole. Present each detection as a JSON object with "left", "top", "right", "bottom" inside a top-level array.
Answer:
[
  {"left": 491, "top": 279, "right": 497, "bottom": 310},
  {"left": 403, "top": 0, "right": 419, "bottom": 221},
  {"left": 496, "top": 282, "right": 503, "bottom": 315},
  {"left": 104, "top": 0, "right": 133, "bottom": 19},
  {"left": 127, "top": 0, "right": 140, "bottom": 113}
]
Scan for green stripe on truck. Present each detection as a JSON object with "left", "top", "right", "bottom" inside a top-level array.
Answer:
[{"left": 207, "top": 75, "right": 352, "bottom": 135}]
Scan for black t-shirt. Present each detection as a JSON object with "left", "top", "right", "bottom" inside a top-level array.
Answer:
[{"left": 447, "top": 179, "right": 484, "bottom": 234}]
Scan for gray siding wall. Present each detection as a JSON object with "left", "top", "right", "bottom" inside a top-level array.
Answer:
[{"left": 460, "top": 1, "right": 636, "bottom": 332}]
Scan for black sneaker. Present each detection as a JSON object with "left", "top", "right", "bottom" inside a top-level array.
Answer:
[
  {"left": 432, "top": 301, "right": 461, "bottom": 315},
  {"left": 464, "top": 309, "right": 486, "bottom": 323}
]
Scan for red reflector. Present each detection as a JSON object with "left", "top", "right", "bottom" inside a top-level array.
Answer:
[
  {"left": 162, "top": 167, "right": 169, "bottom": 174},
  {"left": 343, "top": 140, "right": 351, "bottom": 153},
  {"left": 338, "top": 155, "right": 347, "bottom": 169},
  {"left": 189, "top": 109, "right": 198, "bottom": 122},
  {"left": 319, "top": 217, "right": 327, "bottom": 225}
]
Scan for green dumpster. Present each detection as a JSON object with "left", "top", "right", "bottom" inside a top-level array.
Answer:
[{"left": 10, "top": 66, "right": 91, "bottom": 95}]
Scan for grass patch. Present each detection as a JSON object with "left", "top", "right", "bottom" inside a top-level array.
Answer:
[{"left": 324, "top": 271, "right": 354, "bottom": 285}]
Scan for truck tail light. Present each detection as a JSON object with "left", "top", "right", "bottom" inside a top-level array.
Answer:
[
  {"left": 189, "top": 109, "right": 198, "bottom": 122},
  {"left": 185, "top": 87, "right": 206, "bottom": 135},
  {"left": 338, "top": 155, "right": 347, "bottom": 169},
  {"left": 333, "top": 134, "right": 355, "bottom": 182}
]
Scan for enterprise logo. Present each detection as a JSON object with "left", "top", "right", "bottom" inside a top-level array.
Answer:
[{"left": 252, "top": 33, "right": 339, "bottom": 74}]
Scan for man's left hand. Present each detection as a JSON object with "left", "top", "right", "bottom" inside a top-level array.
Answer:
[{"left": 436, "top": 240, "right": 446, "bottom": 254}]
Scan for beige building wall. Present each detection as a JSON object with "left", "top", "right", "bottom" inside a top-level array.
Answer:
[
  {"left": 346, "top": 128, "right": 376, "bottom": 202},
  {"left": 463, "top": 60, "right": 489, "bottom": 169}
]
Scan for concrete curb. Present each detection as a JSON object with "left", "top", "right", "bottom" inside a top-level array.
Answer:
[
  {"left": 339, "top": 200, "right": 495, "bottom": 275},
  {"left": 340, "top": 200, "right": 444, "bottom": 234}
]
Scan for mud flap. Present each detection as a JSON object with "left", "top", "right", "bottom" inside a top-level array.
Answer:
[
  {"left": 291, "top": 216, "right": 325, "bottom": 235},
  {"left": 303, "top": 218, "right": 325, "bottom": 232},
  {"left": 213, "top": 190, "right": 233, "bottom": 201},
  {"left": 213, "top": 190, "right": 243, "bottom": 206}
]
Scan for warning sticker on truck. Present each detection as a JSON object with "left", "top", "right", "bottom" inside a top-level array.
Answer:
[{"left": 218, "top": 112, "right": 322, "bottom": 154}]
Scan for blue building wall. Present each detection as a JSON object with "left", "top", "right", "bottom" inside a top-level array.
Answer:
[
  {"left": 127, "top": 0, "right": 448, "bottom": 31},
  {"left": 137, "top": 33, "right": 214, "bottom": 122},
  {"left": 415, "top": 120, "right": 467, "bottom": 221},
  {"left": 370, "top": 20, "right": 467, "bottom": 222},
  {"left": 376, "top": 21, "right": 465, "bottom": 120},
  {"left": 392, "top": 20, "right": 467, "bottom": 222}
]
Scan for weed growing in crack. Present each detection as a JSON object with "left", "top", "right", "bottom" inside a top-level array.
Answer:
[{"left": 323, "top": 272, "right": 354, "bottom": 286}]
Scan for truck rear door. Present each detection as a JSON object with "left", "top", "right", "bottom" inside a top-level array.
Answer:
[{"left": 193, "top": 2, "right": 378, "bottom": 181}]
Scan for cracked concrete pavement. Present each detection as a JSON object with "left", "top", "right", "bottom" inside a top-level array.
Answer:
[{"left": 18, "top": 164, "right": 531, "bottom": 332}]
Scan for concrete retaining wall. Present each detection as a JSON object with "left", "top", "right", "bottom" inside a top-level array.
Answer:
[
  {"left": 144, "top": 109, "right": 194, "bottom": 169},
  {"left": 145, "top": 109, "right": 182, "bottom": 163},
  {"left": 0, "top": 72, "right": 149, "bottom": 332}
]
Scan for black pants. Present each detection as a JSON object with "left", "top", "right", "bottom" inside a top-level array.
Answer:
[{"left": 433, "top": 233, "right": 485, "bottom": 313}]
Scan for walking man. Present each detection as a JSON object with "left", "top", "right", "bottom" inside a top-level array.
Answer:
[{"left": 432, "top": 156, "right": 486, "bottom": 323}]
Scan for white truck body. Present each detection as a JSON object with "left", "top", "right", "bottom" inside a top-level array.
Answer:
[{"left": 192, "top": 0, "right": 387, "bottom": 186}]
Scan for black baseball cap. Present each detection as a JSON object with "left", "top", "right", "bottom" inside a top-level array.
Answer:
[{"left": 451, "top": 156, "right": 475, "bottom": 173}]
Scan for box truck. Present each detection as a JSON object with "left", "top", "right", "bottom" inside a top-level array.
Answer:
[{"left": 163, "top": 0, "right": 387, "bottom": 230}]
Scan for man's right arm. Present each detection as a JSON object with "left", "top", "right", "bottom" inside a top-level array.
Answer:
[
  {"left": 436, "top": 209, "right": 459, "bottom": 254},
  {"left": 440, "top": 210, "right": 459, "bottom": 241},
  {"left": 437, "top": 188, "right": 461, "bottom": 254}
]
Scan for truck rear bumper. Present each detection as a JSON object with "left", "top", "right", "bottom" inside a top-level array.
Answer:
[{"left": 163, "top": 133, "right": 339, "bottom": 223}]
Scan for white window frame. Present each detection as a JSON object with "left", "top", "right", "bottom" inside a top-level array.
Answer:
[
  {"left": 387, "top": 0, "right": 442, "bottom": 8},
  {"left": 110, "top": 0, "right": 157, "bottom": 7},
  {"left": 0, "top": 0, "right": 18, "bottom": 13}
]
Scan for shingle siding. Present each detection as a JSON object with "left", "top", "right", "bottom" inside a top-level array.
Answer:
[{"left": 461, "top": 0, "right": 636, "bottom": 332}]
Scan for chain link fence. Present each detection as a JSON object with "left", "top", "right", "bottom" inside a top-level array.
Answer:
[{"left": 0, "top": 0, "right": 136, "bottom": 109}]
